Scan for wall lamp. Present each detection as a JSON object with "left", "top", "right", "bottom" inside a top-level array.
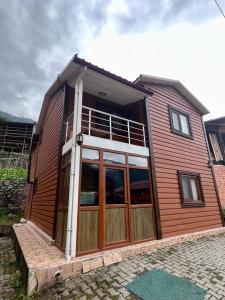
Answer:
[{"left": 76, "top": 133, "right": 83, "bottom": 145}]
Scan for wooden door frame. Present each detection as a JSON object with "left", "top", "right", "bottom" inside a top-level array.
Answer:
[
  {"left": 103, "top": 165, "right": 129, "bottom": 248},
  {"left": 76, "top": 145, "right": 157, "bottom": 256}
]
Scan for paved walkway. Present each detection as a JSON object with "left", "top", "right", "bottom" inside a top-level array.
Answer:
[
  {"left": 37, "top": 234, "right": 225, "bottom": 300},
  {"left": 2, "top": 234, "right": 225, "bottom": 299}
]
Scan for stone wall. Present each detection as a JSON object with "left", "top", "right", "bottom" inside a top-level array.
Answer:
[
  {"left": 0, "top": 151, "right": 29, "bottom": 212},
  {"left": 0, "top": 179, "right": 28, "bottom": 212},
  {"left": 213, "top": 165, "right": 225, "bottom": 208},
  {"left": 0, "top": 152, "right": 29, "bottom": 169}
]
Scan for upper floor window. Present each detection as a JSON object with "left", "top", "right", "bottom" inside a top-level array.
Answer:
[
  {"left": 169, "top": 106, "right": 192, "bottom": 138},
  {"left": 208, "top": 133, "right": 223, "bottom": 162},
  {"left": 178, "top": 171, "right": 204, "bottom": 207}
]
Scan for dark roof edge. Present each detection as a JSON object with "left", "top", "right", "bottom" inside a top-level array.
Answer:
[{"left": 205, "top": 116, "right": 225, "bottom": 124}]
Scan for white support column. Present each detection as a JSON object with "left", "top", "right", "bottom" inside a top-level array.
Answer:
[
  {"left": 70, "top": 79, "right": 83, "bottom": 258},
  {"left": 65, "top": 67, "right": 86, "bottom": 261}
]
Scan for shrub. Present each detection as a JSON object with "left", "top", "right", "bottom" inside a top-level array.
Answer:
[{"left": 0, "top": 168, "right": 27, "bottom": 180}]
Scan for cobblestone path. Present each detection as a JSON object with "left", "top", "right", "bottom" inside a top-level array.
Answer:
[
  {"left": 0, "top": 236, "right": 20, "bottom": 300},
  {"left": 38, "top": 234, "right": 225, "bottom": 300},
  {"left": 2, "top": 234, "right": 225, "bottom": 299}
]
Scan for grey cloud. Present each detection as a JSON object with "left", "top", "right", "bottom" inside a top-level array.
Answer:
[
  {"left": 115, "top": 0, "right": 219, "bottom": 33},
  {"left": 0, "top": 0, "right": 220, "bottom": 121},
  {"left": 0, "top": 0, "right": 111, "bottom": 120}
]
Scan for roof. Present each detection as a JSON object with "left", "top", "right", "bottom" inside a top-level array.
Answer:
[
  {"left": 73, "top": 55, "right": 154, "bottom": 96},
  {"left": 0, "top": 121, "right": 35, "bottom": 126},
  {"left": 205, "top": 116, "right": 225, "bottom": 125},
  {"left": 135, "top": 74, "right": 209, "bottom": 115},
  {"left": 36, "top": 55, "right": 153, "bottom": 134}
]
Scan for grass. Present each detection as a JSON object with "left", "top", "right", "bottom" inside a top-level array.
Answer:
[
  {"left": 0, "top": 207, "right": 22, "bottom": 225},
  {"left": 0, "top": 168, "right": 27, "bottom": 180},
  {"left": 4, "top": 257, "right": 28, "bottom": 300}
]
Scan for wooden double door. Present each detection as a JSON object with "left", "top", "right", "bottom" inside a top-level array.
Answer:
[{"left": 77, "top": 148, "right": 156, "bottom": 255}]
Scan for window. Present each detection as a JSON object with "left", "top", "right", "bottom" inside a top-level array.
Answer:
[
  {"left": 169, "top": 107, "right": 192, "bottom": 138},
  {"left": 178, "top": 171, "right": 204, "bottom": 207},
  {"left": 208, "top": 133, "right": 223, "bottom": 162},
  {"left": 105, "top": 168, "right": 125, "bottom": 204},
  {"left": 129, "top": 169, "right": 151, "bottom": 204},
  {"left": 222, "top": 133, "right": 225, "bottom": 149},
  {"left": 82, "top": 148, "right": 99, "bottom": 161},
  {"left": 103, "top": 152, "right": 126, "bottom": 164},
  {"left": 80, "top": 163, "right": 99, "bottom": 206},
  {"left": 128, "top": 156, "right": 148, "bottom": 167}
]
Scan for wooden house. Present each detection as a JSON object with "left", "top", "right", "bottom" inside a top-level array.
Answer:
[
  {"left": 205, "top": 117, "right": 225, "bottom": 208},
  {"left": 24, "top": 55, "right": 224, "bottom": 260}
]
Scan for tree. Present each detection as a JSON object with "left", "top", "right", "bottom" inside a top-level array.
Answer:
[{"left": 0, "top": 116, "right": 7, "bottom": 123}]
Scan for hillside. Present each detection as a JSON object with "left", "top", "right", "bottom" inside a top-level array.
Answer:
[{"left": 0, "top": 111, "right": 35, "bottom": 124}]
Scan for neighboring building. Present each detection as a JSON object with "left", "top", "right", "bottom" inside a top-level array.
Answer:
[
  {"left": 24, "top": 55, "right": 223, "bottom": 261},
  {"left": 0, "top": 121, "right": 35, "bottom": 153},
  {"left": 205, "top": 117, "right": 225, "bottom": 208}
]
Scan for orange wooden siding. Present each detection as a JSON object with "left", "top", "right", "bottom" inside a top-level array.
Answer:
[
  {"left": 29, "top": 89, "right": 65, "bottom": 237},
  {"left": 145, "top": 84, "right": 222, "bottom": 238}
]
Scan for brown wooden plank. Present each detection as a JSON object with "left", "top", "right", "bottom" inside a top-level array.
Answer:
[
  {"left": 105, "top": 208, "right": 126, "bottom": 244},
  {"left": 77, "top": 210, "right": 99, "bottom": 253},
  {"left": 163, "top": 224, "right": 221, "bottom": 238},
  {"left": 131, "top": 207, "right": 154, "bottom": 241}
]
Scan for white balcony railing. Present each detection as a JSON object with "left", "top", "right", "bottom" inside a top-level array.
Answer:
[{"left": 65, "top": 106, "right": 148, "bottom": 147}]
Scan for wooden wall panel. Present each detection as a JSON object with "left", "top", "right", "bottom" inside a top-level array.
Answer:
[
  {"left": 106, "top": 208, "right": 126, "bottom": 244},
  {"left": 28, "top": 88, "right": 65, "bottom": 237},
  {"left": 62, "top": 211, "right": 68, "bottom": 249},
  {"left": 145, "top": 83, "right": 223, "bottom": 238},
  {"left": 131, "top": 207, "right": 154, "bottom": 241},
  {"left": 55, "top": 211, "right": 63, "bottom": 246},
  {"left": 77, "top": 210, "right": 99, "bottom": 253}
]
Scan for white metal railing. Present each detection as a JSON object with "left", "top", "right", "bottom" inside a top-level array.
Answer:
[{"left": 65, "top": 106, "right": 147, "bottom": 147}]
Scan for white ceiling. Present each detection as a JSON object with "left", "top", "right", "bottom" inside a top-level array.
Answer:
[{"left": 69, "top": 65, "right": 147, "bottom": 105}]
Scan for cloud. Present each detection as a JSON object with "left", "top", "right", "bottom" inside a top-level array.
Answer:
[
  {"left": 0, "top": 0, "right": 111, "bottom": 120},
  {"left": 0, "top": 0, "right": 221, "bottom": 121},
  {"left": 114, "top": 0, "right": 219, "bottom": 33}
]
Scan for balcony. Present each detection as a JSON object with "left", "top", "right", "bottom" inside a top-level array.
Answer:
[{"left": 65, "top": 106, "right": 148, "bottom": 147}]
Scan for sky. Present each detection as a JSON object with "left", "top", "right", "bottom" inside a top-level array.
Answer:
[{"left": 0, "top": 0, "right": 225, "bottom": 121}]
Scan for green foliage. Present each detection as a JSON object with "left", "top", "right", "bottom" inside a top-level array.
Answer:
[
  {"left": 0, "top": 168, "right": 27, "bottom": 180},
  {"left": 0, "top": 115, "right": 7, "bottom": 122},
  {"left": 223, "top": 209, "right": 225, "bottom": 217},
  {"left": 4, "top": 258, "right": 28, "bottom": 300},
  {"left": 0, "top": 208, "right": 22, "bottom": 224}
]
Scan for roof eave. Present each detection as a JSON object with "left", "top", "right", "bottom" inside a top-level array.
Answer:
[
  {"left": 73, "top": 55, "right": 154, "bottom": 96},
  {"left": 136, "top": 74, "right": 210, "bottom": 116},
  {"left": 36, "top": 56, "right": 154, "bottom": 134}
]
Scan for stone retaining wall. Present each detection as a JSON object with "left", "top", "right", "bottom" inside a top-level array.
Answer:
[
  {"left": 0, "top": 225, "right": 11, "bottom": 236},
  {"left": 0, "top": 152, "right": 29, "bottom": 169},
  {"left": 0, "top": 179, "right": 28, "bottom": 211}
]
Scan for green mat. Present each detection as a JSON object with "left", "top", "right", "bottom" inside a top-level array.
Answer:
[{"left": 126, "top": 269, "right": 206, "bottom": 300}]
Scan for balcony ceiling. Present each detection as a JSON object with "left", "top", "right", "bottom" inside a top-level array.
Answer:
[
  {"left": 38, "top": 55, "right": 151, "bottom": 134},
  {"left": 83, "top": 70, "right": 148, "bottom": 105},
  {"left": 45, "top": 57, "right": 151, "bottom": 105}
]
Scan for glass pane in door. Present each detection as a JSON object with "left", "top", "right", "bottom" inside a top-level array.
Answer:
[
  {"left": 129, "top": 169, "right": 150, "bottom": 204},
  {"left": 80, "top": 163, "right": 99, "bottom": 206},
  {"left": 105, "top": 168, "right": 127, "bottom": 244},
  {"left": 105, "top": 169, "right": 125, "bottom": 204}
]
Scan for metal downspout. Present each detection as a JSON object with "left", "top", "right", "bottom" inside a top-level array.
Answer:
[{"left": 65, "top": 67, "right": 87, "bottom": 261}]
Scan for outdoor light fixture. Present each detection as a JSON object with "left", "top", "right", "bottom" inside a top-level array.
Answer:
[
  {"left": 76, "top": 133, "right": 83, "bottom": 145},
  {"left": 99, "top": 91, "right": 106, "bottom": 97}
]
